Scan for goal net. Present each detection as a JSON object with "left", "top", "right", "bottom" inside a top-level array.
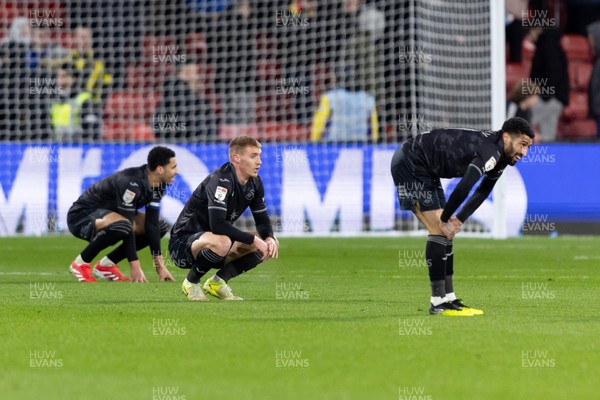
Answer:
[{"left": 0, "top": 0, "right": 514, "bottom": 238}]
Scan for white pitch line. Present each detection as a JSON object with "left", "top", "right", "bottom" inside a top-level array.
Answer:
[
  {"left": 0, "top": 271, "right": 61, "bottom": 276},
  {"left": 573, "top": 255, "right": 600, "bottom": 260}
]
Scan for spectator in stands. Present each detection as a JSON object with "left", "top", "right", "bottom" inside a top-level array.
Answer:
[
  {"left": 506, "top": 80, "right": 540, "bottom": 125},
  {"left": 50, "top": 63, "right": 100, "bottom": 141},
  {"left": 153, "top": 61, "right": 217, "bottom": 141},
  {"left": 0, "top": 18, "right": 51, "bottom": 140},
  {"left": 529, "top": 27, "right": 569, "bottom": 141},
  {"left": 49, "top": 27, "right": 113, "bottom": 106},
  {"left": 506, "top": 0, "right": 527, "bottom": 63},
  {"left": 32, "top": 28, "right": 70, "bottom": 71},
  {"left": 587, "top": 21, "right": 600, "bottom": 137},
  {"left": 274, "top": 0, "right": 318, "bottom": 124},
  {"left": 212, "top": 0, "right": 257, "bottom": 124},
  {"left": 310, "top": 66, "right": 378, "bottom": 142},
  {"left": 343, "top": 1, "right": 385, "bottom": 108}
]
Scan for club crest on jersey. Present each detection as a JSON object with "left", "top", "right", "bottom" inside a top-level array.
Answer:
[
  {"left": 215, "top": 186, "right": 228, "bottom": 203},
  {"left": 245, "top": 189, "right": 255, "bottom": 200},
  {"left": 122, "top": 189, "right": 136, "bottom": 204},
  {"left": 484, "top": 157, "right": 497, "bottom": 172}
]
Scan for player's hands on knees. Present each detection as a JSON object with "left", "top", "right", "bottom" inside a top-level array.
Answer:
[
  {"left": 129, "top": 260, "right": 148, "bottom": 283},
  {"left": 253, "top": 236, "right": 270, "bottom": 261},
  {"left": 439, "top": 217, "right": 461, "bottom": 240},
  {"left": 265, "top": 236, "right": 279, "bottom": 259}
]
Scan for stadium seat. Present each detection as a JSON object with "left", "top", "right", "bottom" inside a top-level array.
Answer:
[
  {"left": 25, "top": 1, "right": 66, "bottom": 18},
  {"left": 103, "top": 91, "right": 160, "bottom": 141},
  {"left": 558, "top": 118, "right": 597, "bottom": 139},
  {"left": 261, "top": 122, "right": 309, "bottom": 142},
  {"left": 256, "top": 92, "right": 293, "bottom": 123},
  {"left": 506, "top": 62, "right": 531, "bottom": 92},
  {"left": 125, "top": 62, "right": 174, "bottom": 89},
  {"left": 256, "top": 60, "right": 282, "bottom": 85},
  {"left": 218, "top": 124, "right": 259, "bottom": 140},
  {"left": 184, "top": 32, "right": 208, "bottom": 59},
  {"left": 561, "top": 34, "right": 591, "bottom": 61},
  {"left": 0, "top": 1, "right": 19, "bottom": 30},
  {"left": 562, "top": 92, "right": 588, "bottom": 119},
  {"left": 568, "top": 61, "right": 592, "bottom": 92},
  {"left": 218, "top": 123, "right": 308, "bottom": 142},
  {"left": 104, "top": 91, "right": 160, "bottom": 120},
  {"left": 254, "top": 32, "right": 277, "bottom": 58},
  {"left": 103, "top": 122, "right": 156, "bottom": 142},
  {"left": 141, "top": 35, "right": 177, "bottom": 61}
]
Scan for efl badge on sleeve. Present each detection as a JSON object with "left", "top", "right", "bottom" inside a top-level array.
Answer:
[
  {"left": 215, "top": 186, "right": 228, "bottom": 203},
  {"left": 484, "top": 157, "right": 497, "bottom": 172},
  {"left": 122, "top": 189, "right": 136, "bottom": 204}
]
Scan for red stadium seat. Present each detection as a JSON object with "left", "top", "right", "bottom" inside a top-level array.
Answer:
[
  {"left": 562, "top": 92, "right": 588, "bottom": 119},
  {"left": 505, "top": 62, "right": 531, "bottom": 92},
  {"left": 254, "top": 32, "right": 277, "bottom": 58},
  {"left": 218, "top": 124, "right": 259, "bottom": 140},
  {"left": 103, "top": 122, "right": 156, "bottom": 141},
  {"left": 125, "top": 62, "right": 174, "bottom": 89},
  {"left": 25, "top": 1, "right": 66, "bottom": 18},
  {"left": 218, "top": 123, "right": 308, "bottom": 141},
  {"left": 0, "top": 2, "right": 20, "bottom": 30},
  {"left": 558, "top": 118, "right": 597, "bottom": 139},
  {"left": 104, "top": 91, "right": 160, "bottom": 120},
  {"left": 256, "top": 60, "right": 282, "bottom": 84},
  {"left": 184, "top": 32, "right": 208, "bottom": 59},
  {"left": 103, "top": 91, "right": 160, "bottom": 141},
  {"left": 568, "top": 61, "right": 592, "bottom": 92},
  {"left": 561, "top": 34, "right": 591, "bottom": 61},
  {"left": 261, "top": 122, "right": 308, "bottom": 141},
  {"left": 256, "top": 92, "right": 293, "bottom": 123},
  {"left": 141, "top": 35, "right": 177, "bottom": 61}
]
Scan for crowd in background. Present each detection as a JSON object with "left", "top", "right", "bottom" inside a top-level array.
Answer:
[{"left": 0, "top": 0, "right": 598, "bottom": 142}]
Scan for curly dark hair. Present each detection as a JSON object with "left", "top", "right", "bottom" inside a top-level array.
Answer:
[
  {"left": 147, "top": 146, "right": 175, "bottom": 171},
  {"left": 502, "top": 117, "right": 535, "bottom": 139}
]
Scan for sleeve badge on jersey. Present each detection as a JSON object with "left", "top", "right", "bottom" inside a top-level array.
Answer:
[
  {"left": 122, "top": 189, "right": 136, "bottom": 204},
  {"left": 215, "top": 186, "right": 228, "bottom": 203},
  {"left": 484, "top": 156, "right": 497, "bottom": 172}
]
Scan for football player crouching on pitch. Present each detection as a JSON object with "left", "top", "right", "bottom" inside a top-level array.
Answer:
[
  {"left": 67, "top": 146, "right": 178, "bottom": 282},
  {"left": 169, "top": 136, "right": 279, "bottom": 301}
]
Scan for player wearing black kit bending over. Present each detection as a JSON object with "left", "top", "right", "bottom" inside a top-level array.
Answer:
[
  {"left": 391, "top": 117, "right": 534, "bottom": 316},
  {"left": 169, "top": 136, "right": 278, "bottom": 301},
  {"left": 67, "top": 146, "right": 178, "bottom": 283}
]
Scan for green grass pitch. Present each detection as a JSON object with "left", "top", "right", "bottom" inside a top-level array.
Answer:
[{"left": 1, "top": 236, "right": 599, "bottom": 399}]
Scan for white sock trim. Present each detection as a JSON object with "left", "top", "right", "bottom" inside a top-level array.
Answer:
[
  {"left": 431, "top": 296, "right": 445, "bottom": 306},
  {"left": 99, "top": 256, "right": 116, "bottom": 267}
]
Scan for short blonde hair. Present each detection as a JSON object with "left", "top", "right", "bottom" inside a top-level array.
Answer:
[{"left": 229, "top": 136, "right": 261, "bottom": 160}]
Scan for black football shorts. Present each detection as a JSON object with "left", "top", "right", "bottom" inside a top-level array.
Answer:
[
  {"left": 167, "top": 232, "right": 205, "bottom": 269},
  {"left": 67, "top": 207, "right": 113, "bottom": 241},
  {"left": 390, "top": 147, "right": 446, "bottom": 212}
]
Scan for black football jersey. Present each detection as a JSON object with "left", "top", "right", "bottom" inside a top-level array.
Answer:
[
  {"left": 403, "top": 129, "right": 508, "bottom": 179},
  {"left": 70, "top": 165, "right": 164, "bottom": 220},
  {"left": 171, "top": 162, "right": 268, "bottom": 238}
]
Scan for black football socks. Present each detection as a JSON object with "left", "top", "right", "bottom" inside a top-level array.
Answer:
[{"left": 426, "top": 235, "right": 447, "bottom": 302}]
